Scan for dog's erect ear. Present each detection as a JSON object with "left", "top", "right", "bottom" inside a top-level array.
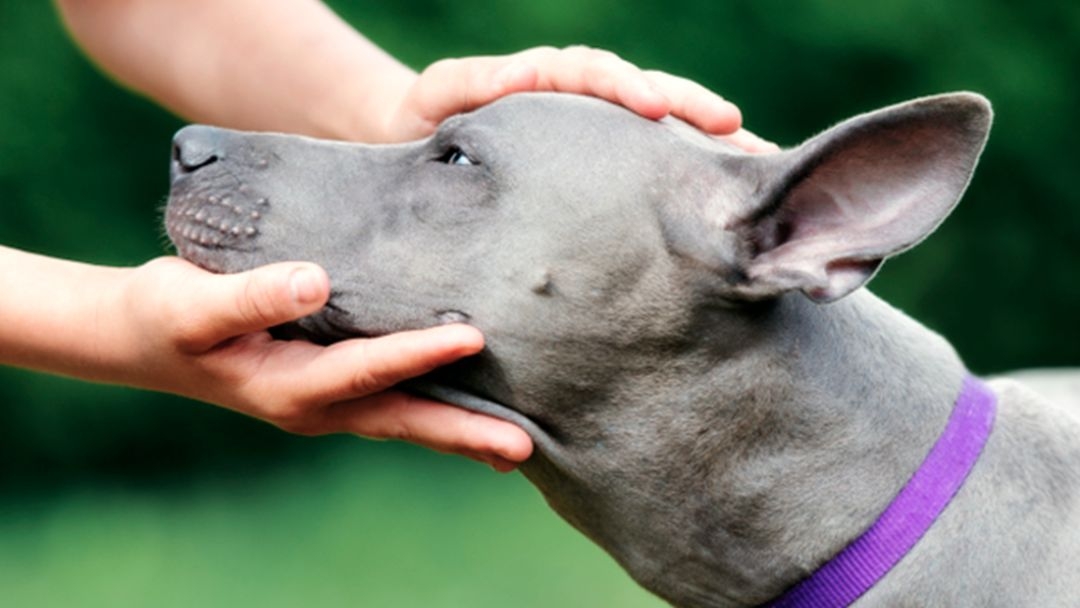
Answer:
[{"left": 725, "top": 92, "right": 992, "bottom": 303}]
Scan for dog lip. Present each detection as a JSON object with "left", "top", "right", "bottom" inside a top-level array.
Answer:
[
  {"left": 167, "top": 239, "right": 236, "bottom": 274},
  {"left": 165, "top": 173, "right": 267, "bottom": 256},
  {"left": 317, "top": 302, "right": 383, "bottom": 339},
  {"left": 400, "top": 378, "right": 561, "bottom": 456}
]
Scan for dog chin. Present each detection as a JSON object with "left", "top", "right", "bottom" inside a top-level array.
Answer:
[{"left": 266, "top": 313, "right": 375, "bottom": 345}]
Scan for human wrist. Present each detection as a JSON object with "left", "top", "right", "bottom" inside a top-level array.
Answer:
[
  {"left": 97, "top": 258, "right": 198, "bottom": 393},
  {"left": 75, "top": 263, "right": 151, "bottom": 386},
  {"left": 291, "top": 2, "right": 420, "bottom": 143}
]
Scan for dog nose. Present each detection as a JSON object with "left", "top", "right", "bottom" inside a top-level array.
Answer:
[{"left": 171, "top": 125, "right": 226, "bottom": 178}]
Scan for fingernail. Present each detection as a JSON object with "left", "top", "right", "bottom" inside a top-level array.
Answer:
[{"left": 289, "top": 266, "right": 324, "bottom": 304}]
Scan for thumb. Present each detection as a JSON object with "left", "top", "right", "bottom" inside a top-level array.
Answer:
[{"left": 176, "top": 262, "right": 330, "bottom": 353}]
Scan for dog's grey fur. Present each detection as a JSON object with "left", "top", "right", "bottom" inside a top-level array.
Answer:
[{"left": 165, "top": 92, "right": 1080, "bottom": 606}]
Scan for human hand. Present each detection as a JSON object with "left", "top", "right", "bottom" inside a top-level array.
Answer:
[
  {"left": 379, "top": 45, "right": 778, "bottom": 152},
  {"left": 110, "top": 257, "right": 533, "bottom": 471}
]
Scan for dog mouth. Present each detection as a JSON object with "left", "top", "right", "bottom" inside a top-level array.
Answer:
[
  {"left": 166, "top": 196, "right": 262, "bottom": 245},
  {"left": 278, "top": 315, "right": 559, "bottom": 454},
  {"left": 164, "top": 172, "right": 269, "bottom": 270},
  {"left": 277, "top": 312, "right": 560, "bottom": 454}
]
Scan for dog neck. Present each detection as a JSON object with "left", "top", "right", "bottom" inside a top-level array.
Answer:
[
  {"left": 764, "top": 373, "right": 996, "bottom": 607},
  {"left": 519, "top": 289, "right": 971, "bottom": 608}
]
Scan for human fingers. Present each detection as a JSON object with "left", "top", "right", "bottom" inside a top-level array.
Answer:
[
  {"left": 227, "top": 324, "right": 530, "bottom": 466},
  {"left": 490, "top": 47, "right": 672, "bottom": 120},
  {"left": 640, "top": 69, "right": 745, "bottom": 135},
  {"left": 393, "top": 47, "right": 660, "bottom": 141},
  {"left": 160, "top": 259, "right": 330, "bottom": 354},
  {"left": 389, "top": 55, "right": 532, "bottom": 140},
  {"left": 514, "top": 45, "right": 673, "bottom": 119},
  {"left": 512, "top": 46, "right": 749, "bottom": 132},
  {"left": 281, "top": 324, "right": 485, "bottom": 406},
  {"left": 392, "top": 46, "right": 731, "bottom": 141},
  {"left": 323, "top": 389, "right": 534, "bottom": 468}
]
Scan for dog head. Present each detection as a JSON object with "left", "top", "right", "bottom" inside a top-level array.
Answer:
[{"left": 166, "top": 92, "right": 991, "bottom": 604}]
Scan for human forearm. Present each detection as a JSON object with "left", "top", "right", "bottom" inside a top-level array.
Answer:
[
  {"left": 0, "top": 246, "right": 128, "bottom": 381},
  {"left": 55, "top": 1, "right": 776, "bottom": 149},
  {"left": 54, "top": 0, "right": 417, "bottom": 141}
]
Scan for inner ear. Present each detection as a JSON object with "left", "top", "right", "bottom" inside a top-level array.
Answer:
[{"left": 730, "top": 92, "right": 993, "bottom": 303}]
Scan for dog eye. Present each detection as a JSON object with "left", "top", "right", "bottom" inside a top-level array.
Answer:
[{"left": 437, "top": 146, "right": 478, "bottom": 167}]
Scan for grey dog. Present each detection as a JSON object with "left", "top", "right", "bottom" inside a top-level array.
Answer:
[{"left": 165, "top": 92, "right": 1080, "bottom": 606}]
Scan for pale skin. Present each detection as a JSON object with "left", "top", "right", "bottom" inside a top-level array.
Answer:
[{"left": 2, "top": 0, "right": 773, "bottom": 471}]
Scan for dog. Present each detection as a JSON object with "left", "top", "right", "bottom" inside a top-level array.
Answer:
[{"left": 165, "top": 92, "right": 1080, "bottom": 606}]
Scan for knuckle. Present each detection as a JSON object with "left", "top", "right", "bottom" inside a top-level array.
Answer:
[
  {"left": 349, "top": 395, "right": 429, "bottom": 442},
  {"left": 643, "top": 72, "right": 695, "bottom": 107},
  {"left": 571, "top": 46, "right": 621, "bottom": 68},
  {"left": 265, "top": 399, "right": 319, "bottom": 435},
  {"left": 521, "top": 45, "right": 559, "bottom": 63},
  {"left": 345, "top": 342, "right": 405, "bottom": 397},
  {"left": 591, "top": 48, "right": 622, "bottom": 64},
  {"left": 422, "top": 57, "right": 464, "bottom": 79},
  {"left": 644, "top": 69, "right": 687, "bottom": 88},
  {"left": 642, "top": 68, "right": 669, "bottom": 83},
  {"left": 236, "top": 274, "right": 281, "bottom": 330},
  {"left": 559, "top": 44, "right": 596, "bottom": 65},
  {"left": 349, "top": 368, "right": 389, "bottom": 398},
  {"left": 341, "top": 398, "right": 415, "bottom": 443},
  {"left": 561, "top": 43, "right": 593, "bottom": 55},
  {"left": 583, "top": 53, "right": 630, "bottom": 83},
  {"left": 127, "top": 259, "right": 202, "bottom": 352},
  {"left": 375, "top": 415, "right": 415, "bottom": 443}
]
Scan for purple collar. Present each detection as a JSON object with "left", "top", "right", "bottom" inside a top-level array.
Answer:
[{"left": 766, "top": 374, "right": 997, "bottom": 608}]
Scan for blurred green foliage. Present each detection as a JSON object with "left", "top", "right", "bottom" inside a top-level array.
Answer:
[
  {"left": 0, "top": 1, "right": 1077, "bottom": 605},
  {"left": 1, "top": 441, "right": 665, "bottom": 607}
]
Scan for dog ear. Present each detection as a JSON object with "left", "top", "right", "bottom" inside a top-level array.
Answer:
[{"left": 726, "top": 92, "right": 992, "bottom": 303}]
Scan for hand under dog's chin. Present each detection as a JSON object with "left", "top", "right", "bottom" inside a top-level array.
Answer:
[{"left": 264, "top": 318, "right": 534, "bottom": 432}]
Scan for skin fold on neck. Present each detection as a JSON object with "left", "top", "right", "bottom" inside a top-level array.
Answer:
[{"left": 517, "top": 289, "right": 968, "bottom": 607}]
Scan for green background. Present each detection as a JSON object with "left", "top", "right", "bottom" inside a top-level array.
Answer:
[{"left": 1, "top": 1, "right": 1077, "bottom": 606}]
